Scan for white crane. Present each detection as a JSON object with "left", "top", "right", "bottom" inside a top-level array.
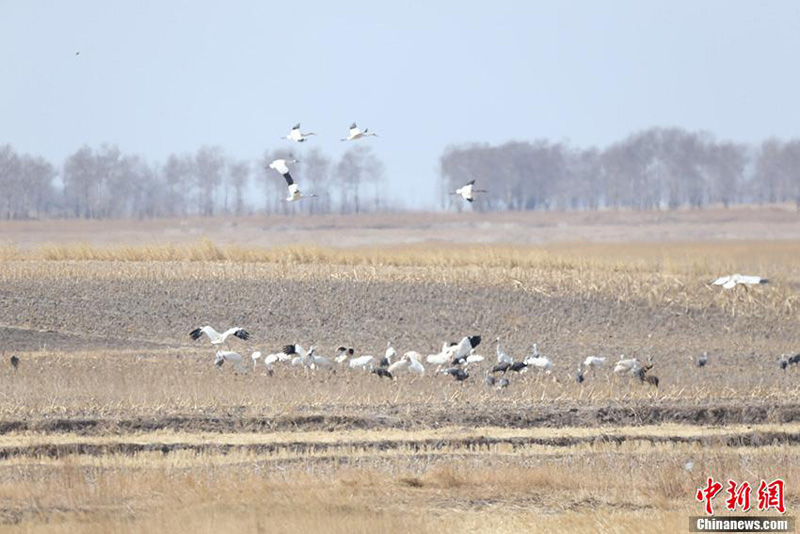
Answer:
[
  {"left": 465, "top": 349, "right": 485, "bottom": 364},
  {"left": 189, "top": 326, "right": 250, "bottom": 346},
  {"left": 426, "top": 342, "right": 453, "bottom": 365},
  {"left": 583, "top": 356, "right": 606, "bottom": 368},
  {"left": 711, "top": 274, "right": 769, "bottom": 289},
  {"left": 214, "top": 350, "right": 247, "bottom": 372},
  {"left": 451, "top": 180, "right": 488, "bottom": 203},
  {"left": 450, "top": 335, "right": 482, "bottom": 364},
  {"left": 349, "top": 354, "right": 377, "bottom": 370},
  {"left": 282, "top": 123, "right": 316, "bottom": 143},
  {"left": 268, "top": 159, "right": 316, "bottom": 202},
  {"left": 341, "top": 122, "right": 378, "bottom": 141},
  {"left": 496, "top": 338, "right": 514, "bottom": 364},
  {"left": 406, "top": 352, "right": 425, "bottom": 375},
  {"left": 335, "top": 346, "right": 354, "bottom": 364},
  {"left": 613, "top": 356, "right": 640, "bottom": 375},
  {"left": 384, "top": 341, "right": 397, "bottom": 365},
  {"left": 307, "top": 346, "right": 333, "bottom": 370},
  {"left": 387, "top": 357, "right": 409, "bottom": 375}
]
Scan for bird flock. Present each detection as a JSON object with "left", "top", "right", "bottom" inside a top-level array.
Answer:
[
  {"left": 266, "top": 121, "right": 486, "bottom": 203},
  {"left": 190, "top": 327, "right": 797, "bottom": 390}
]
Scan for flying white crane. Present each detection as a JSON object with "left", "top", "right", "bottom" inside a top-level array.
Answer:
[
  {"left": 282, "top": 123, "right": 316, "bottom": 143},
  {"left": 189, "top": 326, "right": 250, "bottom": 346},
  {"left": 711, "top": 274, "right": 769, "bottom": 289},
  {"left": 268, "top": 159, "right": 316, "bottom": 202},
  {"left": 341, "top": 122, "right": 378, "bottom": 141},
  {"left": 451, "top": 180, "right": 488, "bottom": 203}
]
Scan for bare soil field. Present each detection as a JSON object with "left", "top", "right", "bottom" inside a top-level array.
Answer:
[{"left": 0, "top": 210, "right": 799, "bottom": 532}]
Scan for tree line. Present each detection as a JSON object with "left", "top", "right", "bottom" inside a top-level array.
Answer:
[
  {"left": 2, "top": 126, "right": 800, "bottom": 220},
  {"left": 0, "top": 143, "right": 386, "bottom": 220},
  {"left": 440, "top": 127, "right": 800, "bottom": 211}
]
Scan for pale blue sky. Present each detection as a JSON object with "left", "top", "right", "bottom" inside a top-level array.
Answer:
[{"left": 2, "top": 1, "right": 799, "bottom": 208}]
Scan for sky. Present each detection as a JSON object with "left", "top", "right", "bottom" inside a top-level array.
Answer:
[{"left": 2, "top": 0, "right": 800, "bottom": 208}]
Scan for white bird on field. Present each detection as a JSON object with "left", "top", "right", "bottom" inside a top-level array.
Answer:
[
  {"left": 525, "top": 356, "right": 554, "bottom": 372},
  {"left": 450, "top": 335, "right": 482, "bottom": 364},
  {"left": 268, "top": 159, "right": 316, "bottom": 202},
  {"left": 282, "top": 123, "right": 316, "bottom": 143},
  {"left": 465, "top": 349, "right": 485, "bottom": 364},
  {"left": 613, "top": 356, "right": 640, "bottom": 375},
  {"left": 426, "top": 342, "right": 453, "bottom": 366},
  {"left": 349, "top": 354, "right": 377, "bottom": 370},
  {"left": 387, "top": 358, "right": 408, "bottom": 375},
  {"left": 251, "top": 351, "right": 263, "bottom": 367},
  {"left": 385, "top": 341, "right": 397, "bottom": 364},
  {"left": 451, "top": 180, "right": 488, "bottom": 203},
  {"left": 307, "top": 346, "right": 333, "bottom": 370},
  {"left": 214, "top": 350, "right": 246, "bottom": 372},
  {"left": 583, "top": 356, "right": 607, "bottom": 368},
  {"left": 711, "top": 274, "right": 769, "bottom": 289},
  {"left": 335, "top": 346, "right": 355, "bottom": 364},
  {"left": 190, "top": 326, "right": 250, "bottom": 346},
  {"left": 496, "top": 338, "right": 514, "bottom": 364},
  {"left": 341, "top": 122, "right": 378, "bottom": 141},
  {"left": 406, "top": 352, "right": 425, "bottom": 375}
]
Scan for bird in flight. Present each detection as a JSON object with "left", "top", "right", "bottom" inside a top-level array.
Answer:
[
  {"left": 268, "top": 159, "right": 316, "bottom": 202},
  {"left": 283, "top": 123, "right": 316, "bottom": 143},
  {"left": 451, "top": 180, "right": 488, "bottom": 203},
  {"left": 341, "top": 122, "right": 378, "bottom": 141}
]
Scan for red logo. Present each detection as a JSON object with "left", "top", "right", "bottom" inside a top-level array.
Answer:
[{"left": 697, "top": 478, "right": 786, "bottom": 515}]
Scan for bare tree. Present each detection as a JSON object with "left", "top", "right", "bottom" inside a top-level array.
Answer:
[{"left": 228, "top": 159, "right": 250, "bottom": 216}]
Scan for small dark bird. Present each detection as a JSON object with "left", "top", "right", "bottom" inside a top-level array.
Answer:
[
  {"left": 780, "top": 356, "right": 789, "bottom": 370},
  {"left": 484, "top": 375, "right": 496, "bottom": 387},
  {"left": 372, "top": 367, "right": 393, "bottom": 379},
  {"left": 644, "top": 375, "right": 660, "bottom": 388},
  {"left": 491, "top": 361, "right": 511, "bottom": 374},
  {"left": 509, "top": 361, "right": 528, "bottom": 373},
  {"left": 75, "top": 51, "right": 80, "bottom": 56},
  {"left": 497, "top": 377, "right": 510, "bottom": 389},
  {"left": 442, "top": 368, "right": 469, "bottom": 381},
  {"left": 789, "top": 353, "right": 800, "bottom": 366},
  {"left": 575, "top": 367, "right": 584, "bottom": 384},
  {"left": 10, "top": 355, "right": 19, "bottom": 369},
  {"left": 696, "top": 352, "right": 708, "bottom": 368}
]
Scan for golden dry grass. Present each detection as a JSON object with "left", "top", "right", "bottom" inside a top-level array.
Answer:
[{"left": 1, "top": 225, "right": 799, "bottom": 531}]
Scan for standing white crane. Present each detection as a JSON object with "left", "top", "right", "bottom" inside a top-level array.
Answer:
[
  {"left": 282, "top": 123, "right": 316, "bottom": 143},
  {"left": 189, "top": 326, "right": 250, "bottom": 346},
  {"left": 405, "top": 352, "right": 425, "bottom": 375},
  {"left": 495, "top": 338, "right": 514, "bottom": 364},
  {"left": 341, "top": 122, "right": 378, "bottom": 141},
  {"left": 268, "top": 159, "right": 316, "bottom": 202},
  {"left": 306, "top": 346, "right": 334, "bottom": 370},
  {"left": 711, "top": 274, "right": 769, "bottom": 289},
  {"left": 384, "top": 341, "right": 397, "bottom": 366},
  {"left": 214, "top": 351, "right": 247, "bottom": 372},
  {"left": 451, "top": 180, "right": 488, "bottom": 203}
]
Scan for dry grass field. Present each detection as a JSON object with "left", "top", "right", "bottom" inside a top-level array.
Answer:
[{"left": 0, "top": 209, "right": 799, "bottom": 532}]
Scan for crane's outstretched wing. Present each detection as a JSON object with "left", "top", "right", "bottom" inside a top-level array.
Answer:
[{"left": 282, "top": 171, "right": 294, "bottom": 186}]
